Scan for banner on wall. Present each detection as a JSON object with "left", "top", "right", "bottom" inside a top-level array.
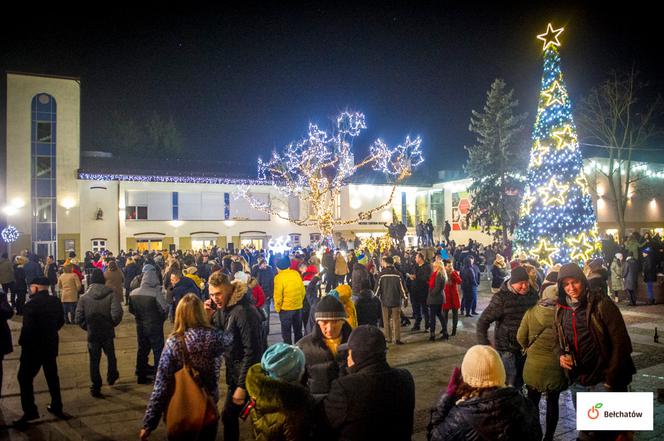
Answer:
[{"left": 451, "top": 191, "right": 479, "bottom": 231}]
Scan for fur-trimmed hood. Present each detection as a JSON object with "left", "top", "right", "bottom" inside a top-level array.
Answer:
[{"left": 227, "top": 280, "right": 248, "bottom": 308}]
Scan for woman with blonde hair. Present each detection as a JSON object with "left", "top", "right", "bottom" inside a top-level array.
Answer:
[
  {"left": 491, "top": 254, "right": 508, "bottom": 294},
  {"left": 58, "top": 264, "right": 82, "bottom": 324},
  {"left": 140, "top": 294, "right": 229, "bottom": 440}
]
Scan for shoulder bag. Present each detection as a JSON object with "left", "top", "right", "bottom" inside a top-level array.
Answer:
[{"left": 165, "top": 334, "right": 219, "bottom": 440}]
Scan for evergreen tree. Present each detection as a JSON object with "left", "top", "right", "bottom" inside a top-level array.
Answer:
[
  {"left": 465, "top": 79, "right": 528, "bottom": 246},
  {"left": 514, "top": 24, "right": 600, "bottom": 266}
]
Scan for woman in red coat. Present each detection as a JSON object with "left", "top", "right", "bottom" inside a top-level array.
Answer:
[{"left": 442, "top": 259, "right": 461, "bottom": 337}]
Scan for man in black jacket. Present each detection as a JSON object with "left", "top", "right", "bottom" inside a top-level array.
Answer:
[
  {"left": 321, "top": 325, "right": 415, "bottom": 440},
  {"left": 407, "top": 252, "right": 431, "bottom": 331},
  {"left": 375, "top": 256, "right": 408, "bottom": 344},
  {"left": 476, "top": 266, "right": 538, "bottom": 388},
  {"left": 206, "top": 271, "right": 262, "bottom": 441},
  {"left": 75, "top": 269, "right": 123, "bottom": 397},
  {"left": 14, "top": 277, "right": 71, "bottom": 427}
]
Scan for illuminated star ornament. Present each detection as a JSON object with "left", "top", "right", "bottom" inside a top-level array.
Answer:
[
  {"left": 530, "top": 139, "right": 550, "bottom": 167},
  {"left": 531, "top": 238, "right": 559, "bottom": 267},
  {"left": 566, "top": 232, "right": 596, "bottom": 262},
  {"left": 542, "top": 81, "right": 566, "bottom": 107},
  {"left": 537, "top": 23, "right": 564, "bottom": 51},
  {"left": 552, "top": 125, "right": 577, "bottom": 150},
  {"left": 537, "top": 177, "right": 569, "bottom": 206}
]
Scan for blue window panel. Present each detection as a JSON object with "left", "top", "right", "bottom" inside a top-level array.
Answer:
[
  {"left": 172, "top": 207, "right": 178, "bottom": 220},
  {"left": 35, "top": 179, "right": 54, "bottom": 197},
  {"left": 36, "top": 143, "right": 51, "bottom": 155},
  {"left": 401, "top": 192, "right": 407, "bottom": 226},
  {"left": 224, "top": 193, "right": 230, "bottom": 220},
  {"left": 36, "top": 223, "right": 54, "bottom": 241},
  {"left": 172, "top": 192, "right": 178, "bottom": 206}
]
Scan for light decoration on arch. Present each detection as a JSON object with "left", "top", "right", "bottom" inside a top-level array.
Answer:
[
  {"left": 514, "top": 23, "right": 601, "bottom": 267},
  {"left": 1, "top": 225, "right": 19, "bottom": 243},
  {"left": 359, "top": 235, "right": 393, "bottom": 255},
  {"left": 238, "top": 111, "right": 423, "bottom": 238}
]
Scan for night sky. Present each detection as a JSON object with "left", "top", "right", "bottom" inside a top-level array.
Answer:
[{"left": 1, "top": 3, "right": 662, "bottom": 177}]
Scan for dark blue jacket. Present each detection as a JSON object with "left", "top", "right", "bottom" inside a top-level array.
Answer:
[
  {"left": 256, "top": 266, "right": 276, "bottom": 298},
  {"left": 172, "top": 276, "right": 201, "bottom": 304},
  {"left": 460, "top": 259, "right": 480, "bottom": 291}
]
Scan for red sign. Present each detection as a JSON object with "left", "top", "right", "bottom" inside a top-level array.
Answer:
[{"left": 458, "top": 199, "right": 471, "bottom": 214}]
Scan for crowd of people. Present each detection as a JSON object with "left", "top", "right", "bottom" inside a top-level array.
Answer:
[{"left": 0, "top": 228, "right": 656, "bottom": 440}]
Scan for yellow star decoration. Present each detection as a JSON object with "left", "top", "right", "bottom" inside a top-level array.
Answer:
[
  {"left": 537, "top": 177, "right": 569, "bottom": 206},
  {"left": 531, "top": 238, "right": 559, "bottom": 267},
  {"left": 575, "top": 173, "right": 590, "bottom": 196},
  {"left": 552, "top": 125, "right": 577, "bottom": 151},
  {"left": 542, "top": 81, "right": 566, "bottom": 107},
  {"left": 520, "top": 189, "right": 536, "bottom": 217},
  {"left": 530, "top": 140, "right": 550, "bottom": 167},
  {"left": 537, "top": 23, "right": 565, "bottom": 51},
  {"left": 566, "top": 232, "right": 596, "bottom": 262}
]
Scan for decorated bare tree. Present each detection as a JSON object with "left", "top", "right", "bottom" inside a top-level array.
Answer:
[{"left": 238, "top": 111, "right": 423, "bottom": 240}]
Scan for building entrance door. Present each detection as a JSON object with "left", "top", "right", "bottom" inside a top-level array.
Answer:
[{"left": 34, "top": 241, "right": 55, "bottom": 258}]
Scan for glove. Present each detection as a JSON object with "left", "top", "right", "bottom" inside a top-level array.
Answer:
[{"left": 447, "top": 367, "right": 462, "bottom": 397}]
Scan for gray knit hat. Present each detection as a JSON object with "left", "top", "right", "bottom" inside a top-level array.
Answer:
[{"left": 315, "top": 295, "right": 346, "bottom": 321}]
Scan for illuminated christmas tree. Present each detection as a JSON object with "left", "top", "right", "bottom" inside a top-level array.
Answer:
[{"left": 514, "top": 24, "right": 601, "bottom": 266}]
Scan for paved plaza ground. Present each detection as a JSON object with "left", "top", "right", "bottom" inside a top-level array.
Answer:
[{"left": 0, "top": 281, "right": 662, "bottom": 440}]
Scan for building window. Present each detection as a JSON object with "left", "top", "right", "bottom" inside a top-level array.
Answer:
[
  {"left": 37, "top": 121, "right": 53, "bottom": 142},
  {"left": 92, "top": 240, "right": 107, "bottom": 253},
  {"left": 126, "top": 206, "right": 148, "bottom": 220},
  {"left": 35, "top": 156, "right": 53, "bottom": 178}
]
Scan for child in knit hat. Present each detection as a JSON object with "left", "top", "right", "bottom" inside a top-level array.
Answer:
[
  {"left": 427, "top": 345, "right": 542, "bottom": 441},
  {"left": 245, "top": 343, "right": 314, "bottom": 441}
]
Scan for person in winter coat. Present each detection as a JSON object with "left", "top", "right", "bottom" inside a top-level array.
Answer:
[
  {"left": 14, "top": 277, "right": 71, "bottom": 427},
  {"left": 171, "top": 268, "right": 201, "bottom": 308},
  {"left": 408, "top": 252, "right": 431, "bottom": 331},
  {"left": 442, "top": 260, "right": 461, "bottom": 337},
  {"left": 322, "top": 249, "right": 336, "bottom": 293},
  {"left": 517, "top": 269, "right": 567, "bottom": 441},
  {"left": 427, "top": 345, "right": 542, "bottom": 441},
  {"left": 350, "top": 259, "right": 371, "bottom": 300},
  {"left": 12, "top": 257, "right": 28, "bottom": 314},
  {"left": 355, "top": 288, "right": 381, "bottom": 327},
  {"left": 320, "top": 325, "right": 415, "bottom": 441},
  {"left": 555, "top": 263, "right": 636, "bottom": 441},
  {"left": 477, "top": 266, "right": 538, "bottom": 388},
  {"left": 274, "top": 256, "right": 306, "bottom": 345},
  {"left": 334, "top": 252, "right": 349, "bottom": 286},
  {"left": 104, "top": 260, "right": 125, "bottom": 305},
  {"left": 22, "top": 253, "right": 43, "bottom": 286},
  {"left": 375, "top": 256, "right": 408, "bottom": 344},
  {"left": 255, "top": 258, "right": 276, "bottom": 336},
  {"left": 129, "top": 265, "right": 168, "bottom": 384},
  {"left": 460, "top": 256, "right": 480, "bottom": 317},
  {"left": 622, "top": 255, "right": 639, "bottom": 306},
  {"left": 0, "top": 291, "right": 13, "bottom": 397},
  {"left": 642, "top": 248, "right": 658, "bottom": 305},
  {"left": 75, "top": 269, "right": 123, "bottom": 397},
  {"left": 331, "top": 285, "right": 358, "bottom": 329},
  {"left": 427, "top": 260, "right": 448, "bottom": 341},
  {"left": 609, "top": 253, "right": 625, "bottom": 302},
  {"left": 205, "top": 271, "right": 263, "bottom": 441},
  {"left": 0, "top": 253, "right": 15, "bottom": 302},
  {"left": 491, "top": 254, "right": 509, "bottom": 294},
  {"left": 58, "top": 264, "right": 82, "bottom": 324},
  {"left": 124, "top": 257, "right": 141, "bottom": 305},
  {"left": 45, "top": 256, "right": 58, "bottom": 296},
  {"left": 245, "top": 343, "right": 315, "bottom": 441},
  {"left": 296, "top": 295, "right": 352, "bottom": 398},
  {"left": 140, "top": 294, "right": 230, "bottom": 441}
]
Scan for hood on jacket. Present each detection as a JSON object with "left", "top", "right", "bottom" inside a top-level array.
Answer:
[
  {"left": 245, "top": 364, "right": 311, "bottom": 413},
  {"left": 556, "top": 263, "right": 588, "bottom": 304},
  {"left": 140, "top": 270, "right": 161, "bottom": 288},
  {"left": 227, "top": 280, "right": 249, "bottom": 308},
  {"left": 86, "top": 283, "right": 114, "bottom": 300}
]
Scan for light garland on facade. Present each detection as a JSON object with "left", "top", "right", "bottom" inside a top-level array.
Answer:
[
  {"left": 78, "top": 171, "right": 264, "bottom": 186},
  {"left": 514, "top": 24, "right": 600, "bottom": 266}
]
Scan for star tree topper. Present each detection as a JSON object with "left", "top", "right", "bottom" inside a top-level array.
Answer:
[{"left": 537, "top": 23, "right": 565, "bottom": 51}]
